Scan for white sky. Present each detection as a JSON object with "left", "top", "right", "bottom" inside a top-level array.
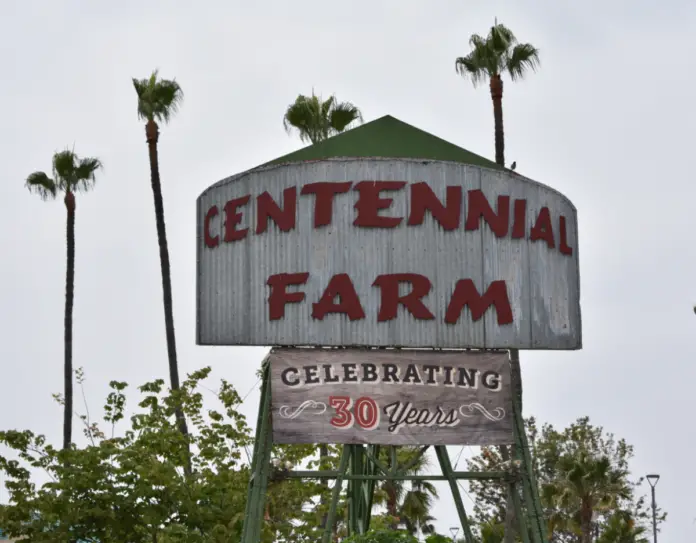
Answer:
[{"left": 1, "top": 1, "right": 694, "bottom": 540}]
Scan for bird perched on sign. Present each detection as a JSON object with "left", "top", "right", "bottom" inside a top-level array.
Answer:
[{"left": 510, "top": 161, "right": 517, "bottom": 171}]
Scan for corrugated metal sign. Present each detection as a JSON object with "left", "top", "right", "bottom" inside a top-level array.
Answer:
[
  {"left": 268, "top": 348, "right": 513, "bottom": 446},
  {"left": 196, "top": 158, "right": 581, "bottom": 349}
]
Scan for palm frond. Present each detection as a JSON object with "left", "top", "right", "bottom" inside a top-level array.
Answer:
[
  {"left": 283, "top": 94, "right": 320, "bottom": 144},
  {"left": 489, "top": 23, "right": 517, "bottom": 55},
  {"left": 321, "top": 95, "right": 335, "bottom": 119},
  {"left": 73, "top": 157, "right": 103, "bottom": 193},
  {"left": 133, "top": 69, "right": 184, "bottom": 124},
  {"left": 25, "top": 171, "right": 57, "bottom": 201},
  {"left": 468, "top": 33, "right": 487, "bottom": 50},
  {"left": 329, "top": 101, "right": 363, "bottom": 133},
  {"left": 455, "top": 55, "right": 488, "bottom": 86},
  {"left": 132, "top": 74, "right": 154, "bottom": 121},
  {"left": 506, "top": 43, "right": 540, "bottom": 81},
  {"left": 284, "top": 91, "right": 362, "bottom": 144},
  {"left": 52, "top": 149, "right": 78, "bottom": 180},
  {"left": 457, "top": 21, "right": 539, "bottom": 85},
  {"left": 151, "top": 79, "right": 184, "bottom": 123}
]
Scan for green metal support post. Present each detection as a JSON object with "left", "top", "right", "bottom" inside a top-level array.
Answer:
[
  {"left": 241, "top": 362, "right": 273, "bottom": 543},
  {"left": 435, "top": 446, "right": 475, "bottom": 543}
]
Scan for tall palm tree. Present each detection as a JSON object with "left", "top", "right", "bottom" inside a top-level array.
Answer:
[
  {"left": 283, "top": 91, "right": 363, "bottom": 145},
  {"left": 455, "top": 21, "right": 540, "bottom": 167},
  {"left": 282, "top": 90, "right": 362, "bottom": 527},
  {"left": 544, "top": 452, "right": 632, "bottom": 543},
  {"left": 455, "top": 24, "right": 540, "bottom": 541},
  {"left": 132, "top": 70, "right": 190, "bottom": 446},
  {"left": 25, "top": 149, "right": 102, "bottom": 450}
]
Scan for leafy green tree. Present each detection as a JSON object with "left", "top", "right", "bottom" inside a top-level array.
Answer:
[
  {"left": 283, "top": 91, "right": 363, "bottom": 145},
  {"left": 132, "top": 70, "right": 189, "bottom": 452},
  {"left": 424, "top": 533, "right": 452, "bottom": 543},
  {"left": 25, "top": 149, "right": 102, "bottom": 450},
  {"left": 466, "top": 417, "right": 665, "bottom": 542},
  {"left": 454, "top": 21, "right": 540, "bottom": 167},
  {"left": 0, "top": 367, "right": 319, "bottom": 542}
]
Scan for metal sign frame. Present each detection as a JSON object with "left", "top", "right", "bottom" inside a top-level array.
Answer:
[{"left": 240, "top": 350, "right": 548, "bottom": 543}]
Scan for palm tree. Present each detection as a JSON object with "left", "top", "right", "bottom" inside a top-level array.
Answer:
[
  {"left": 25, "top": 149, "right": 102, "bottom": 450},
  {"left": 455, "top": 24, "right": 539, "bottom": 540},
  {"left": 455, "top": 21, "right": 540, "bottom": 167},
  {"left": 544, "top": 452, "right": 632, "bottom": 543},
  {"left": 283, "top": 91, "right": 363, "bottom": 145},
  {"left": 374, "top": 447, "right": 439, "bottom": 536},
  {"left": 282, "top": 90, "right": 362, "bottom": 527},
  {"left": 132, "top": 70, "right": 190, "bottom": 446},
  {"left": 598, "top": 511, "right": 649, "bottom": 543}
]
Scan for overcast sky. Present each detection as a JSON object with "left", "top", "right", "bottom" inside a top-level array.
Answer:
[{"left": 1, "top": 0, "right": 695, "bottom": 540}]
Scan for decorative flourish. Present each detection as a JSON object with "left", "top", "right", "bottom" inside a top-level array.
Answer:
[
  {"left": 459, "top": 403, "right": 506, "bottom": 422},
  {"left": 278, "top": 400, "right": 327, "bottom": 419}
]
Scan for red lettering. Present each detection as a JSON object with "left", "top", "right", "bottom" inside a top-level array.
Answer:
[
  {"left": 267, "top": 272, "right": 309, "bottom": 320},
  {"left": 204, "top": 205, "right": 220, "bottom": 248},
  {"left": 372, "top": 274, "right": 435, "bottom": 321},
  {"left": 464, "top": 189, "right": 510, "bottom": 237},
  {"left": 224, "top": 196, "right": 251, "bottom": 242},
  {"left": 559, "top": 216, "right": 573, "bottom": 256},
  {"left": 256, "top": 187, "right": 297, "bottom": 234},
  {"left": 511, "top": 199, "right": 526, "bottom": 239},
  {"left": 301, "top": 182, "right": 352, "bottom": 227},
  {"left": 312, "top": 273, "right": 366, "bottom": 321},
  {"left": 530, "top": 207, "right": 555, "bottom": 249},
  {"left": 407, "top": 183, "right": 462, "bottom": 231},
  {"left": 353, "top": 181, "right": 406, "bottom": 228},
  {"left": 445, "top": 279, "right": 513, "bottom": 325}
]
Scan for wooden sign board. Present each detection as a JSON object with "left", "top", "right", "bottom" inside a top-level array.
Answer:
[{"left": 269, "top": 348, "right": 513, "bottom": 446}]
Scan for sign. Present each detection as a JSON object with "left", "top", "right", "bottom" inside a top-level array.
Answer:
[
  {"left": 197, "top": 158, "right": 581, "bottom": 349},
  {"left": 268, "top": 348, "right": 513, "bottom": 446}
]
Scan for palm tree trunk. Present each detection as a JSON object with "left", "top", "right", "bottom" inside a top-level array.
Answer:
[
  {"left": 386, "top": 483, "right": 399, "bottom": 530},
  {"left": 580, "top": 501, "right": 593, "bottom": 543},
  {"left": 490, "top": 74, "right": 522, "bottom": 542},
  {"left": 145, "top": 120, "right": 191, "bottom": 472},
  {"left": 490, "top": 74, "right": 505, "bottom": 167},
  {"left": 63, "top": 192, "right": 75, "bottom": 450}
]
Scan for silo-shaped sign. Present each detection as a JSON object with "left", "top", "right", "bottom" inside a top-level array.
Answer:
[{"left": 196, "top": 116, "right": 581, "bottom": 350}]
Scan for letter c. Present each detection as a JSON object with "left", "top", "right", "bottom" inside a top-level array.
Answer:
[
  {"left": 281, "top": 368, "right": 300, "bottom": 386},
  {"left": 204, "top": 205, "right": 220, "bottom": 248}
]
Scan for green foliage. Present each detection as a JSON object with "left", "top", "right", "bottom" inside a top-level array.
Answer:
[
  {"left": 597, "top": 511, "right": 649, "bottom": 543},
  {"left": 283, "top": 91, "right": 363, "bottom": 144},
  {"left": 0, "top": 368, "right": 326, "bottom": 542},
  {"left": 455, "top": 22, "right": 540, "bottom": 85},
  {"left": 466, "top": 417, "right": 666, "bottom": 542},
  {"left": 132, "top": 69, "right": 184, "bottom": 124},
  {"left": 424, "top": 533, "right": 451, "bottom": 543},
  {"left": 372, "top": 447, "right": 438, "bottom": 535},
  {"left": 25, "top": 149, "right": 102, "bottom": 199},
  {"left": 343, "top": 528, "right": 419, "bottom": 543}
]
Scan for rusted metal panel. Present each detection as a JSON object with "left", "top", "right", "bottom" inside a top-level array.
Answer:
[
  {"left": 196, "top": 158, "right": 581, "bottom": 349},
  {"left": 269, "top": 348, "right": 513, "bottom": 446}
]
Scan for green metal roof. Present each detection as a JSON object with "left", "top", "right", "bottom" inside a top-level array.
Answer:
[{"left": 262, "top": 115, "right": 502, "bottom": 170}]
